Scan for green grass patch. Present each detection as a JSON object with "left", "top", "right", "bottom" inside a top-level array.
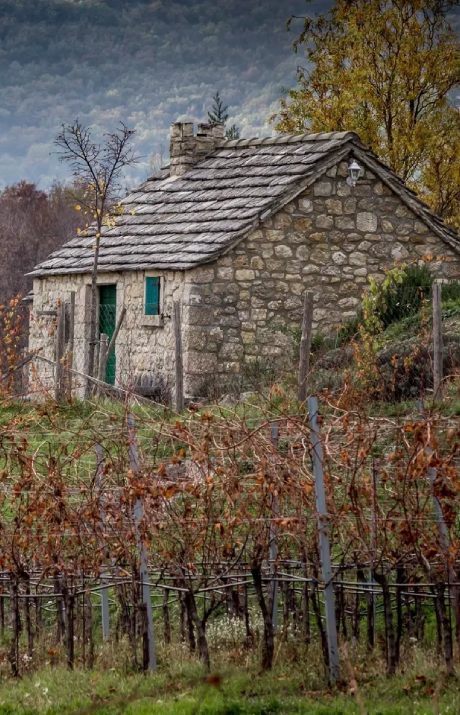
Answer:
[{"left": 0, "top": 658, "right": 459, "bottom": 714}]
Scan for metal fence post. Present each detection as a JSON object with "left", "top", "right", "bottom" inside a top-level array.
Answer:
[
  {"left": 127, "top": 414, "right": 157, "bottom": 671},
  {"left": 308, "top": 395, "right": 340, "bottom": 683},
  {"left": 269, "top": 421, "right": 279, "bottom": 631},
  {"left": 95, "top": 444, "right": 110, "bottom": 640}
]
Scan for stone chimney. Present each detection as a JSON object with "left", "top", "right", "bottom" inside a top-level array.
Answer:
[{"left": 169, "top": 121, "right": 225, "bottom": 177}]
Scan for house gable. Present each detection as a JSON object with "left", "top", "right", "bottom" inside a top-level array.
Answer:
[{"left": 182, "top": 157, "right": 460, "bottom": 394}]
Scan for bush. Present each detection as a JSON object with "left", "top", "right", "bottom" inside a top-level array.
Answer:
[{"left": 379, "top": 263, "right": 432, "bottom": 329}]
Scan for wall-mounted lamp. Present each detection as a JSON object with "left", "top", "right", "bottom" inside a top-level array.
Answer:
[{"left": 347, "top": 159, "right": 363, "bottom": 187}]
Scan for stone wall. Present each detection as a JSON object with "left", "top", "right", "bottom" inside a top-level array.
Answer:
[
  {"left": 182, "top": 158, "right": 460, "bottom": 394},
  {"left": 29, "top": 269, "right": 186, "bottom": 398}
]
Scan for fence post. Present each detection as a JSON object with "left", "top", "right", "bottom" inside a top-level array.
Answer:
[
  {"left": 308, "top": 395, "right": 340, "bottom": 683},
  {"left": 95, "top": 444, "right": 110, "bottom": 640},
  {"left": 269, "top": 421, "right": 279, "bottom": 631},
  {"left": 55, "top": 302, "right": 66, "bottom": 401},
  {"left": 298, "top": 291, "right": 314, "bottom": 403},
  {"left": 127, "top": 414, "right": 157, "bottom": 671},
  {"left": 66, "top": 292, "right": 76, "bottom": 400},
  {"left": 432, "top": 283, "right": 443, "bottom": 400},
  {"left": 98, "top": 334, "right": 108, "bottom": 386},
  {"left": 173, "top": 301, "right": 184, "bottom": 413}
]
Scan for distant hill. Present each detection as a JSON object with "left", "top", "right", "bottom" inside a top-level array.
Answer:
[{"left": 0, "top": 0, "right": 322, "bottom": 188}]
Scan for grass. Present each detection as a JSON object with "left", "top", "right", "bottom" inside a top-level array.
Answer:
[{"left": 0, "top": 654, "right": 459, "bottom": 714}]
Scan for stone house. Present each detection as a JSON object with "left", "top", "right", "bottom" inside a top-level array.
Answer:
[{"left": 29, "top": 122, "right": 460, "bottom": 398}]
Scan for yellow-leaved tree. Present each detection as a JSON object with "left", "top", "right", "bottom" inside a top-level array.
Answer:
[{"left": 272, "top": 0, "right": 460, "bottom": 226}]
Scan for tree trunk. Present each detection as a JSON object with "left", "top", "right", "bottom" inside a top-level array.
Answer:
[
  {"left": 54, "top": 575, "right": 65, "bottom": 645},
  {"left": 250, "top": 558, "right": 274, "bottom": 671},
  {"left": 242, "top": 583, "right": 252, "bottom": 645},
  {"left": 311, "top": 580, "right": 329, "bottom": 670},
  {"left": 182, "top": 592, "right": 196, "bottom": 654},
  {"left": 85, "top": 592, "right": 94, "bottom": 669},
  {"left": 25, "top": 575, "right": 33, "bottom": 661},
  {"left": 436, "top": 582, "right": 453, "bottom": 674},
  {"left": 8, "top": 575, "right": 19, "bottom": 677},
  {"left": 373, "top": 571, "right": 397, "bottom": 675},
  {"left": 432, "top": 586, "right": 444, "bottom": 655},
  {"left": 395, "top": 566, "right": 404, "bottom": 665},
  {"left": 185, "top": 590, "right": 210, "bottom": 670},
  {"left": 302, "top": 575, "right": 310, "bottom": 649},
  {"left": 62, "top": 584, "right": 75, "bottom": 671},
  {"left": 140, "top": 603, "right": 149, "bottom": 672},
  {"left": 85, "top": 230, "right": 102, "bottom": 396}
]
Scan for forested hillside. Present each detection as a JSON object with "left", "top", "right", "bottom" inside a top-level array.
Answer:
[
  {"left": 0, "top": 183, "right": 79, "bottom": 304},
  {"left": 0, "top": 0, "right": 311, "bottom": 186}
]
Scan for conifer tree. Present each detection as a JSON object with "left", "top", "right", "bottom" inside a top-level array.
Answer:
[{"left": 208, "top": 92, "right": 241, "bottom": 140}]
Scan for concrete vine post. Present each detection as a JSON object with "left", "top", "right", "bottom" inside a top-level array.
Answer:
[
  {"left": 127, "top": 414, "right": 157, "bottom": 671},
  {"left": 308, "top": 395, "right": 340, "bottom": 684},
  {"left": 95, "top": 444, "right": 110, "bottom": 640}
]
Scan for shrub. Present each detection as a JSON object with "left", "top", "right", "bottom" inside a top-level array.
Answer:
[{"left": 378, "top": 263, "right": 432, "bottom": 329}]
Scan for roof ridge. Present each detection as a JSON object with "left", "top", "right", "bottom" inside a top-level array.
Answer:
[{"left": 217, "top": 130, "right": 360, "bottom": 148}]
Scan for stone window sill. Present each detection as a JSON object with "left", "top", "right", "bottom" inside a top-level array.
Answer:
[{"left": 141, "top": 314, "right": 164, "bottom": 328}]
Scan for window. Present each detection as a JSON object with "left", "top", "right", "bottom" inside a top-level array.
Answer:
[{"left": 145, "top": 277, "right": 160, "bottom": 316}]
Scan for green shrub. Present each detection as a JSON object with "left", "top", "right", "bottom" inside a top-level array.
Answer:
[{"left": 379, "top": 263, "right": 432, "bottom": 329}]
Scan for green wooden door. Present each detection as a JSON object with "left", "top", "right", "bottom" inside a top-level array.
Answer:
[{"left": 98, "top": 285, "right": 117, "bottom": 385}]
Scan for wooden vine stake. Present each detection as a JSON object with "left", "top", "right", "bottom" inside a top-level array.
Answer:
[
  {"left": 173, "top": 301, "right": 184, "bottom": 413},
  {"left": 55, "top": 302, "right": 66, "bottom": 402},
  {"left": 308, "top": 395, "right": 340, "bottom": 683},
  {"left": 298, "top": 291, "right": 314, "bottom": 402}
]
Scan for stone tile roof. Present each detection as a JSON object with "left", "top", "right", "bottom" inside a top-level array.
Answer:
[{"left": 30, "top": 131, "right": 460, "bottom": 277}]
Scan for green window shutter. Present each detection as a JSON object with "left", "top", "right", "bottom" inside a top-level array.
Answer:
[{"left": 145, "top": 277, "right": 160, "bottom": 315}]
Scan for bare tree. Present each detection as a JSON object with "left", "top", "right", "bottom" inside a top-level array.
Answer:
[{"left": 55, "top": 121, "right": 138, "bottom": 388}]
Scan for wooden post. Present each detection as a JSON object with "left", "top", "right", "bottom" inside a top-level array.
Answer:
[
  {"left": 173, "top": 301, "right": 184, "bottom": 413},
  {"left": 55, "top": 302, "right": 66, "bottom": 401},
  {"left": 298, "top": 291, "right": 314, "bottom": 403},
  {"left": 269, "top": 422, "right": 279, "bottom": 631},
  {"left": 127, "top": 414, "right": 157, "bottom": 671},
  {"left": 432, "top": 283, "right": 443, "bottom": 400},
  {"left": 308, "top": 395, "right": 340, "bottom": 683},
  {"left": 95, "top": 444, "right": 110, "bottom": 640},
  {"left": 66, "top": 292, "right": 76, "bottom": 400},
  {"left": 98, "top": 334, "right": 108, "bottom": 384},
  {"left": 104, "top": 307, "right": 126, "bottom": 373}
]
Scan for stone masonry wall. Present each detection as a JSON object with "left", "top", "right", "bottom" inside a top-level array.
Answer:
[
  {"left": 30, "top": 269, "right": 186, "bottom": 398},
  {"left": 182, "top": 157, "right": 460, "bottom": 395}
]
